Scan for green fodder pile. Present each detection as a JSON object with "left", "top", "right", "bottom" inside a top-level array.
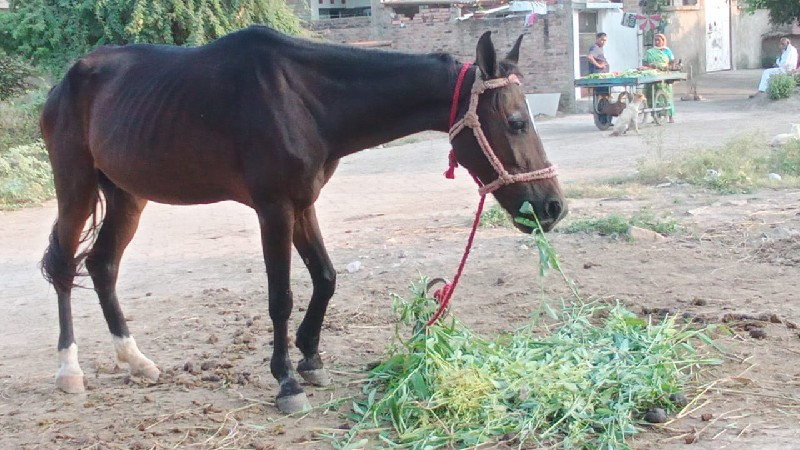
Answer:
[
  {"left": 328, "top": 204, "right": 720, "bottom": 449},
  {"left": 328, "top": 285, "right": 720, "bottom": 449}
]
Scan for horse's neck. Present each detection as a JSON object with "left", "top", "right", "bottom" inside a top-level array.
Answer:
[{"left": 307, "top": 54, "right": 460, "bottom": 159}]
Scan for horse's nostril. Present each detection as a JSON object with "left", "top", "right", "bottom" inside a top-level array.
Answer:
[{"left": 546, "top": 199, "right": 563, "bottom": 220}]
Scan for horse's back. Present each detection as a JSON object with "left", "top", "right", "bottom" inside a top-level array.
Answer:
[{"left": 42, "top": 30, "right": 304, "bottom": 206}]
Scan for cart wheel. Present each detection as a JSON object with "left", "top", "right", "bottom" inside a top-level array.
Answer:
[
  {"left": 651, "top": 91, "right": 670, "bottom": 125},
  {"left": 596, "top": 96, "right": 610, "bottom": 115},
  {"left": 594, "top": 113, "right": 613, "bottom": 130}
]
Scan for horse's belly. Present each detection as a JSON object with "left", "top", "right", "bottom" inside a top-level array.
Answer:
[{"left": 95, "top": 149, "right": 249, "bottom": 206}]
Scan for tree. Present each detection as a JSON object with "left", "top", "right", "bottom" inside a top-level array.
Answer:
[
  {"left": 0, "top": 0, "right": 306, "bottom": 76},
  {"left": 740, "top": 0, "right": 800, "bottom": 26}
]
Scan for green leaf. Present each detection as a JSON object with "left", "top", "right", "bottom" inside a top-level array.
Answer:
[
  {"left": 519, "top": 201, "right": 535, "bottom": 215},
  {"left": 543, "top": 303, "right": 559, "bottom": 320},
  {"left": 409, "top": 371, "right": 430, "bottom": 398}
]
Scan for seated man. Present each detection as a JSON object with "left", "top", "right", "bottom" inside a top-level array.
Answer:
[{"left": 751, "top": 37, "right": 798, "bottom": 98}]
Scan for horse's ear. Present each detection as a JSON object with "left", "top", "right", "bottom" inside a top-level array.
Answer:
[
  {"left": 505, "top": 34, "right": 524, "bottom": 64},
  {"left": 476, "top": 31, "right": 497, "bottom": 79}
]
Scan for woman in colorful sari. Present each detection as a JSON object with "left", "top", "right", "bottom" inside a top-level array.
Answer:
[{"left": 642, "top": 33, "right": 675, "bottom": 123}]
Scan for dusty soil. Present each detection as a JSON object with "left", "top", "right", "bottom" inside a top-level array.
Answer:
[{"left": 2, "top": 70, "right": 800, "bottom": 449}]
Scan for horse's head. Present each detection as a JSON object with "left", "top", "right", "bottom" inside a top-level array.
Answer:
[{"left": 450, "top": 32, "right": 567, "bottom": 233}]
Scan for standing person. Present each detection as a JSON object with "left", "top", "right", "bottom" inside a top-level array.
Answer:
[
  {"left": 751, "top": 37, "right": 798, "bottom": 98},
  {"left": 587, "top": 32, "right": 609, "bottom": 94},
  {"left": 587, "top": 32, "right": 609, "bottom": 74},
  {"left": 642, "top": 33, "right": 676, "bottom": 123}
]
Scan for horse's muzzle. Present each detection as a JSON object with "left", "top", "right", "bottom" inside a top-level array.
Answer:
[{"left": 515, "top": 197, "right": 567, "bottom": 233}]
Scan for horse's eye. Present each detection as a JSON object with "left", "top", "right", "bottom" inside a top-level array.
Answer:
[{"left": 509, "top": 119, "right": 527, "bottom": 134}]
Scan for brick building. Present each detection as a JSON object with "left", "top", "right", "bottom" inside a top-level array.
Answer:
[{"left": 293, "top": 0, "right": 777, "bottom": 112}]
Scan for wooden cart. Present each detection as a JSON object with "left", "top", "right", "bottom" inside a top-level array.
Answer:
[{"left": 574, "top": 71, "right": 687, "bottom": 130}]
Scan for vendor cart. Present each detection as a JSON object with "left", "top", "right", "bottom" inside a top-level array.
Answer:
[{"left": 574, "top": 71, "right": 687, "bottom": 130}]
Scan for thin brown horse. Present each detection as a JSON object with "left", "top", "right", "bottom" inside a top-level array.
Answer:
[{"left": 40, "top": 26, "right": 566, "bottom": 413}]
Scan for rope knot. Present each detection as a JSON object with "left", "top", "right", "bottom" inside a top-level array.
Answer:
[{"left": 463, "top": 111, "right": 480, "bottom": 128}]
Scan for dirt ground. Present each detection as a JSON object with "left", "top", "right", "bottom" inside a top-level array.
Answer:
[{"left": 2, "top": 69, "right": 800, "bottom": 449}]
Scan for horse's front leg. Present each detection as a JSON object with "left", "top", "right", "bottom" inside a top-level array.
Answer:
[
  {"left": 256, "top": 201, "right": 310, "bottom": 413},
  {"left": 293, "top": 205, "right": 336, "bottom": 387}
]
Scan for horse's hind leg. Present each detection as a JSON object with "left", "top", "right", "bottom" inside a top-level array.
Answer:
[
  {"left": 293, "top": 205, "right": 335, "bottom": 387},
  {"left": 42, "top": 163, "right": 98, "bottom": 393},
  {"left": 85, "top": 177, "right": 159, "bottom": 382}
]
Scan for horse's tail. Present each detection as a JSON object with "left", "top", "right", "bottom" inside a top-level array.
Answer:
[
  {"left": 40, "top": 57, "right": 106, "bottom": 291},
  {"left": 41, "top": 195, "right": 105, "bottom": 291}
]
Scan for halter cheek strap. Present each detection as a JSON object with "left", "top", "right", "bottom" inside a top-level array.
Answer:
[{"left": 445, "top": 63, "right": 557, "bottom": 195}]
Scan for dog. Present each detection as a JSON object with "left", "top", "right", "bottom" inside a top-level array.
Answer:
[
  {"left": 770, "top": 123, "right": 800, "bottom": 147},
  {"left": 598, "top": 92, "right": 632, "bottom": 117},
  {"left": 610, "top": 93, "right": 647, "bottom": 136}
]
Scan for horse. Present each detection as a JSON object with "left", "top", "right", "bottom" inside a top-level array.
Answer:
[{"left": 40, "top": 25, "right": 567, "bottom": 413}]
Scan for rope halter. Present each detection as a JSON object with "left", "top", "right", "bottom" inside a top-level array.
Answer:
[{"left": 446, "top": 63, "right": 557, "bottom": 196}]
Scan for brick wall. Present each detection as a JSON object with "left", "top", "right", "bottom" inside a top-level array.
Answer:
[{"left": 310, "top": 4, "right": 576, "bottom": 110}]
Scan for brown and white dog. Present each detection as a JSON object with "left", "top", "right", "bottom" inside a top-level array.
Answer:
[{"left": 610, "top": 93, "right": 647, "bottom": 136}]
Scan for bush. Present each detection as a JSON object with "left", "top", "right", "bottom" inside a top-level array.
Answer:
[
  {"left": 0, "top": 0, "right": 306, "bottom": 77},
  {"left": 0, "top": 140, "right": 54, "bottom": 208},
  {"left": 0, "top": 88, "right": 47, "bottom": 151},
  {"left": 637, "top": 134, "right": 770, "bottom": 194},
  {"left": 766, "top": 74, "right": 796, "bottom": 100},
  {"left": 769, "top": 139, "right": 800, "bottom": 176},
  {"left": 0, "top": 51, "right": 33, "bottom": 100}
]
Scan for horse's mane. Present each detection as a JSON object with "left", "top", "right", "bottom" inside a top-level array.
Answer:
[{"left": 214, "top": 26, "right": 459, "bottom": 78}]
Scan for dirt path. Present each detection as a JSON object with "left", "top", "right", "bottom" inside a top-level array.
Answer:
[{"left": 2, "top": 70, "right": 800, "bottom": 449}]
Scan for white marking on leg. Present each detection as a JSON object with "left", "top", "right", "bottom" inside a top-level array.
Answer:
[
  {"left": 55, "top": 343, "right": 86, "bottom": 393},
  {"left": 113, "top": 336, "right": 160, "bottom": 382}
]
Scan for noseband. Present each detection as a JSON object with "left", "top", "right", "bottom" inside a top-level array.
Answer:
[{"left": 446, "top": 63, "right": 557, "bottom": 195}]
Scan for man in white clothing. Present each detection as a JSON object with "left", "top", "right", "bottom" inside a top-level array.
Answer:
[{"left": 751, "top": 37, "right": 798, "bottom": 98}]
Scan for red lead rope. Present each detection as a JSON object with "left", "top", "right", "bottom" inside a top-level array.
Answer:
[
  {"left": 443, "top": 62, "right": 472, "bottom": 180},
  {"left": 427, "top": 62, "right": 486, "bottom": 327}
]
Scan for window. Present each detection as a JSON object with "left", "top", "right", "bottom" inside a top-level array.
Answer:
[
  {"left": 665, "top": 0, "right": 698, "bottom": 7},
  {"left": 578, "top": 11, "right": 598, "bottom": 78}
]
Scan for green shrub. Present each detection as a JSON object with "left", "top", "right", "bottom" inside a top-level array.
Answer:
[
  {"left": 0, "top": 140, "right": 54, "bottom": 208},
  {"left": 766, "top": 74, "right": 796, "bottom": 100},
  {"left": 637, "top": 134, "right": 770, "bottom": 194},
  {"left": 0, "top": 88, "right": 47, "bottom": 151},
  {"left": 479, "top": 203, "right": 513, "bottom": 228},
  {"left": 769, "top": 139, "right": 800, "bottom": 176},
  {"left": 560, "top": 210, "right": 679, "bottom": 240},
  {"left": 0, "top": 51, "right": 33, "bottom": 100},
  {"left": 0, "top": 0, "right": 306, "bottom": 77}
]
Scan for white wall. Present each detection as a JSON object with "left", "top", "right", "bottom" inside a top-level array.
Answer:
[{"left": 600, "top": 10, "right": 641, "bottom": 73}]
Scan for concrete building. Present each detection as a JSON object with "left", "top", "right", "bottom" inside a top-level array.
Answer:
[{"left": 291, "top": 0, "right": 779, "bottom": 111}]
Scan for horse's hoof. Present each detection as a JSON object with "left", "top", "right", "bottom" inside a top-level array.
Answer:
[
  {"left": 276, "top": 392, "right": 311, "bottom": 414},
  {"left": 131, "top": 363, "right": 160, "bottom": 383},
  {"left": 55, "top": 372, "right": 86, "bottom": 394},
  {"left": 131, "top": 364, "right": 161, "bottom": 383},
  {"left": 298, "top": 368, "right": 331, "bottom": 387}
]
